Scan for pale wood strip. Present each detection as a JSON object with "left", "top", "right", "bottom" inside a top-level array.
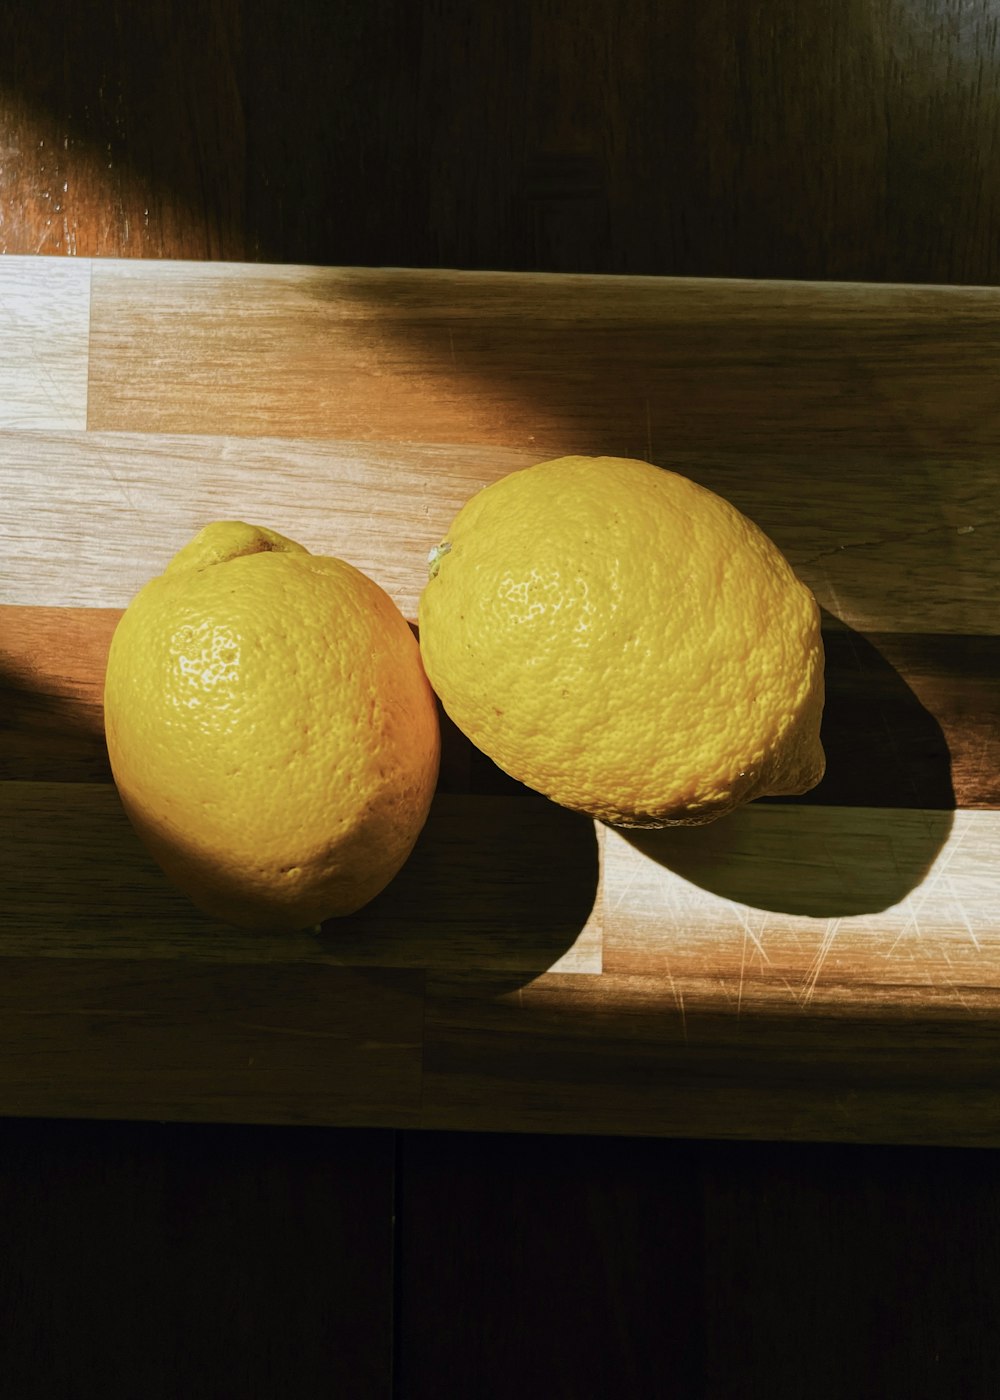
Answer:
[
  {"left": 0, "top": 430, "right": 530, "bottom": 614},
  {"left": 0, "top": 784, "right": 602, "bottom": 974},
  {"left": 4, "top": 777, "right": 996, "bottom": 997},
  {"left": 602, "top": 808, "right": 1000, "bottom": 1009},
  {"left": 419, "top": 969, "right": 1000, "bottom": 1146},
  {"left": 0, "top": 256, "right": 90, "bottom": 429},
  {"left": 88, "top": 262, "right": 1000, "bottom": 463},
  {"left": 1, "top": 430, "right": 996, "bottom": 634},
  {"left": 0, "top": 955, "right": 424, "bottom": 1127}
]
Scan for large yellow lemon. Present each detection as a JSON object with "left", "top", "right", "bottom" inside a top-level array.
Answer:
[
  {"left": 104, "top": 522, "right": 440, "bottom": 930},
  {"left": 418, "top": 456, "right": 825, "bottom": 827}
]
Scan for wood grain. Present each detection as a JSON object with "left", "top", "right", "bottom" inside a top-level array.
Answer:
[
  {"left": 0, "top": 2, "right": 247, "bottom": 262},
  {"left": 87, "top": 261, "right": 1000, "bottom": 456},
  {"left": 0, "top": 782, "right": 602, "bottom": 976},
  {"left": 0, "top": 259, "right": 90, "bottom": 429},
  {"left": 0, "top": 429, "right": 524, "bottom": 617},
  {"left": 2, "top": 256, "right": 999, "bottom": 1146},
  {"left": 0, "top": 955, "right": 424, "bottom": 1127},
  {"left": 419, "top": 971, "right": 1000, "bottom": 1146},
  {"left": 603, "top": 810, "right": 996, "bottom": 987},
  {"left": 3, "top": 1, "right": 1000, "bottom": 286},
  {"left": 81, "top": 262, "right": 1000, "bottom": 635},
  {"left": 20, "top": 260, "right": 1000, "bottom": 455},
  {"left": 3, "top": 418, "right": 996, "bottom": 633}
]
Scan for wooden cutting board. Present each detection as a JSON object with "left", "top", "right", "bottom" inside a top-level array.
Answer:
[{"left": 2, "top": 255, "right": 998, "bottom": 1145}]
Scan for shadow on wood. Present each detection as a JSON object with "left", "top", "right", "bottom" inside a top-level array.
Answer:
[
  {"left": 618, "top": 617, "right": 955, "bottom": 918},
  {"left": 319, "top": 793, "right": 600, "bottom": 978}
]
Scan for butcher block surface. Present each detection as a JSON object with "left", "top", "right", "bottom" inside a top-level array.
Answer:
[{"left": 1, "top": 255, "right": 998, "bottom": 1145}]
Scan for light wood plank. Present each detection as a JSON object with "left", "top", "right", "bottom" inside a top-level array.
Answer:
[
  {"left": 0, "top": 256, "right": 90, "bottom": 429},
  {"left": 87, "top": 262, "right": 1000, "bottom": 459},
  {"left": 0, "top": 430, "right": 528, "bottom": 615},
  {"left": 1, "top": 430, "right": 996, "bottom": 633},
  {"left": 603, "top": 809, "right": 1000, "bottom": 1009}
]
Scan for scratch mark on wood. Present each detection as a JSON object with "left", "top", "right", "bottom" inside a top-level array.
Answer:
[
  {"left": 802, "top": 917, "right": 842, "bottom": 1005},
  {"left": 950, "top": 882, "right": 982, "bottom": 951},
  {"left": 942, "top": 979, "right": 977, "bottom": 1016},
  {"left": 887, "top": 825, "right": 968, "bottom": 957},
  {"left": 664, "top": 970, "right": 688, "bottom": 1044},
  {"left": 610, "top": 857, "right": 643, "bottom": 913},
  {"left": 738, "top": 908, "right": 771, "bottom": 964},
  {"left": 737, "top": 922, "right": 748, "bottom": 1019}
]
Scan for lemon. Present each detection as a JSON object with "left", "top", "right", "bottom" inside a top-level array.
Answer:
[
  {"left": 104, "top": 522, "right": 440, "bottom": 930},
  {"left": 418, "top": 456, "right": 825, "bottom": 827}
]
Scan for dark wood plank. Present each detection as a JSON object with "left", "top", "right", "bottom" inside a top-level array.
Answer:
[
  {"left": 420, "top": 972, "right": 1000, "bottom": 1147},
  {"left": 878, "top": 632, "right": 1000, "bottom": 812},
  {"left": 395, "top": 1131, "right": 705, "bottom": 1400},
  {"left": 0, "top": 607, "right": 115, "bottom": 783},
  {"left": 398, "top": 1132, "right": 1000, "bottom": 1400},
  {"left": 0, "top": 1117, "right": 395, "bottom": 1400},
  {"left": 700, "top": 1139, "right": 1000, "bottom": 1399},
  {"left": 3, "top": 1, "right": 1000, "bottom": 283},
  {"left": 0, "top": 3, "right": 247, "bottom": 260},
  {"left": 0, "top": 958, "right": 423, "bottom": 1127},
  {"left": 0, "top": 781, "right": 600, "bottom": 977}
]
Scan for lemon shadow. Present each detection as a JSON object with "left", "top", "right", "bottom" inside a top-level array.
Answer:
[
  {"left": 320, "top": 792, "right": 599, "bottom": 980},
  {"left": 617, "top": 617, "right": 955, "bottom": 919},
  {"left": 0, "top": 666, "right": 110, "bottom": 782},
  {"left": 0, "top": 655, "right": 598, "bottom": 984}
]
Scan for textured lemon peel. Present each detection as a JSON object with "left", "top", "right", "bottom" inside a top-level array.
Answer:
[
  {"left": 418, "top": 455, "right": 825, "bottom": 828},
  {"left": 105, "top": 523, "right": 441, "bottom": 931},
  {"left": 163, "top": 521, "right": 309, "bottom": 576}
]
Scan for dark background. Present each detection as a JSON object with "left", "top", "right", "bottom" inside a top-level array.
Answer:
[{"left": 3, "top": 3, "right": 1000, "bottom": 1396}]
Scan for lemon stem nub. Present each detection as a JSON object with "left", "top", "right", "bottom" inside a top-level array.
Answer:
[{"left": 428, "top": 541, "right": 452, "bottom": 580}]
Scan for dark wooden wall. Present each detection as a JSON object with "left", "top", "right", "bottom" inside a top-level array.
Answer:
[
  {"left": 4, "top": 0, "right": 1000, "bottom": 282},
  {"left": 3, "top": 3, "right": 1000, "bottom": 1396}
]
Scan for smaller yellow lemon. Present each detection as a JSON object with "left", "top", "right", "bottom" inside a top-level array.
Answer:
[
  {"left": 104, "top": 522, "right": 440, "bottom": 931},
  {"left": 418, "top": 456, "right": 825, "bottom": 827}
]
